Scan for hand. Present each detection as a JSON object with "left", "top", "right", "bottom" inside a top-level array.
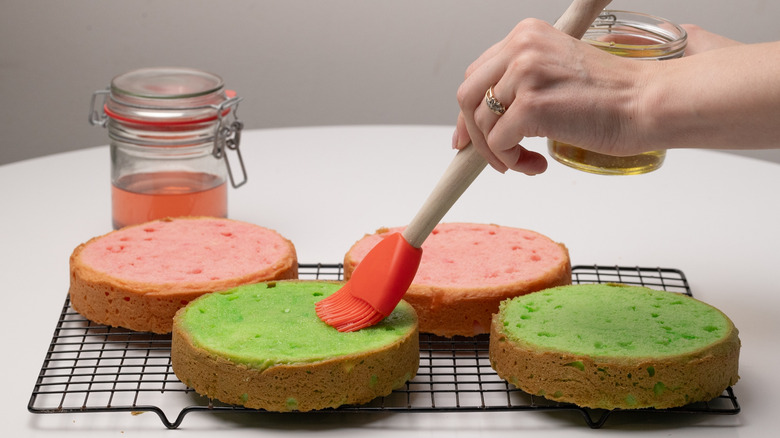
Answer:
[
  {"left": 455, "top": 19, "right": 780, "bottom": 169},
  {"left": 681, "top": 24, "right": 742, "bottom": 56},
  {"left": 453, "top": 18, "right": 649, "bottom": 174}
]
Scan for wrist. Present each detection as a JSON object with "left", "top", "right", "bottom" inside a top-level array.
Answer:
[{"left": 634, "top": 60, "right": 686, "bottom": 152}]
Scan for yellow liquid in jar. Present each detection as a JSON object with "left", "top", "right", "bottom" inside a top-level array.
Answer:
[
  {"left": 547, "top": 28, "right": 681, "bottom": 175},
  {"left": 548, "top": 139, "right": 666, "bottom": 175},
  {"left": 590, "top": 38, "right": 684, "bottom": 59}
]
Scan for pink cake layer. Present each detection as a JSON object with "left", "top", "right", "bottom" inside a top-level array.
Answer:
[
  {"left": 69, "top": 217, "right": 298, "bottom": 333},
  {"left": 344, "top": 222, "right": 571, "bottom": 336},
  {"left": 347, "top": 223, "right": 567, "bottom": 288},
  {"left": 80, "top": 217, "right": 291, "bottom": 286}
]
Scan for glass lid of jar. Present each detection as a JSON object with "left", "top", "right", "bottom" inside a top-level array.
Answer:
[
  {"left": 111, "top": 67, "right": 224, "bottom": 100},
  {"left": 103, "top": 67, "right": 233, "bottom": 124}
]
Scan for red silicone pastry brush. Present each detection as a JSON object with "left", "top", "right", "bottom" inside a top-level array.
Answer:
[
  {"left": 316, "top": 0, "right": 613, "bottom": 332},
  {"left": 316, "top": 144, "right": 486, "bottom": 332}
]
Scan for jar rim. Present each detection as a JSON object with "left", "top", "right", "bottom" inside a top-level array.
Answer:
[
  {"left": 584, "top": 10, "right": 687, "bottom": 56},
  {"left": 103, "top": 104, "right": 232, "bottom": 126}
]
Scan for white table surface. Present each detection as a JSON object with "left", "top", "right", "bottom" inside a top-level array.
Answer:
[{"left": 2, "top": 125, "right": 778, "bottom": 437}]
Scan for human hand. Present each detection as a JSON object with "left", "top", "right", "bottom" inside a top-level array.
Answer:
[
  {"left": 681, "top": 24, "right": 741, "bottom": 56},
  {"left": 453, "top": 18, "right": 650, "bottom": 174}
]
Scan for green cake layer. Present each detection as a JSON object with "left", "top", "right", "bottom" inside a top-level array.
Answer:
[
  {"left": 498, "top": 283, "right": 732, "bottom": 358},
  {"left": 176, "top": 281, "right": 417, "bottom": 370},
  {"left": 490, "top": 283, "right": 740, "bottom": 409}
]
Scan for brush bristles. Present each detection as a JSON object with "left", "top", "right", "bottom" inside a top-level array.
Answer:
[{"left": 315, "top": 291, "right": 385, "bottom": 332}]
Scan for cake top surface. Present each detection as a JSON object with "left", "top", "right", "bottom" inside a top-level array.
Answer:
[
  {"left": 79, "top": 217, "right": 292, "bottom": 283},
  {"left": 498, "top": 283, "right": 733, "bottom": 358},
  {"left": 349, "top": 223, "right": 567, "bottom": 287},
  {"left": 175, "top": 281, "right": 417, "bottom": 370}
]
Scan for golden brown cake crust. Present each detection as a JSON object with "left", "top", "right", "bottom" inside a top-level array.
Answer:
[
  {"left": 68, "top": 217, "right": 298, "bottom": 334},
  {"left": 170, "top": 283, "right": 419, "bottom": 412},
  {"left": 489, "top": 313, "right": 741, "bottom": 410},
  {"left": 344, "top": 225, "right": 571, "bottom": 337}
]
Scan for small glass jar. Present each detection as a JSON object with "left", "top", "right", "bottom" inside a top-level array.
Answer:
[
  {"left": 548, "top": 10, "right": 687, "bottom": 175},
  {"left": 89, "top": 67, "right": 247, "bottom": 229}
]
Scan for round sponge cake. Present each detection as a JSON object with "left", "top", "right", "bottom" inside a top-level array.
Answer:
[
  {"left": 489, "top": 283, "right": 740, "bottom": 410},
  {"left": 344, "top": 223, "right": 571, "bottom": 337},
  {"left": 171, "top": 280, "right": 419, "bottom": 411},
  {"left": 69, "top": 217, "right": 298, "bottom": 333}
]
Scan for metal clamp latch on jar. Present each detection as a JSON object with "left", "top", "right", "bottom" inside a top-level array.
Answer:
[
  {"left": 88, "top": 89, "right": 111, "bottom": 128},
  {"left": 213, "top": 95, "right": 247, "bottom": 188}
]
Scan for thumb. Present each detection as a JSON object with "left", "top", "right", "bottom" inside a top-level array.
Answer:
[{"left": 452, "top": 112, "right": 472, "bottom": 149}]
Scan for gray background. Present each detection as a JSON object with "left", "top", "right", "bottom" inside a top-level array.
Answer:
[{"left": 2, "top": 0, "right": 779, "bottom": 166}]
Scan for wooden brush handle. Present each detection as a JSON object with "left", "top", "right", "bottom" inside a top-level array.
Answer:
[
  {"left": 402, "top": 0, "right": 611, "bottom": 249},
  {"left": 403, "top": 144, "right": 487, "bottom": 248},
  {"left": 554, "top": 0, "right": 612, "bottom": 38}
]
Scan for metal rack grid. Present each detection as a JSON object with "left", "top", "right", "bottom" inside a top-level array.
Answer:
[{"left": 28, "top": 264, "right": 740, "bottom": 429}]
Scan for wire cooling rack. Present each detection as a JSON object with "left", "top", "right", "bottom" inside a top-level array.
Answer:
[{"left": 28, "top": 264, "right": 740, "bottom": 429}]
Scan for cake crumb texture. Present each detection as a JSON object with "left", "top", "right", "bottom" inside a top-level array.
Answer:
[
  {"left": 489, "top": 283, "right": 740, "bottom": 410},
  {"left": 344, "top": 223, "right": 571, "bottom": 337},
  {"left": 69, "top": 217, "right": 298, "bottom": 333},
  {"left": 171, "top": 281, "right": 419, "bottom": 412}
]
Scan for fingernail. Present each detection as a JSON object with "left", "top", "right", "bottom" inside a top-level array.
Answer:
[{"left": 451, "top": 128, "right": 459, "bottom": 149}]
